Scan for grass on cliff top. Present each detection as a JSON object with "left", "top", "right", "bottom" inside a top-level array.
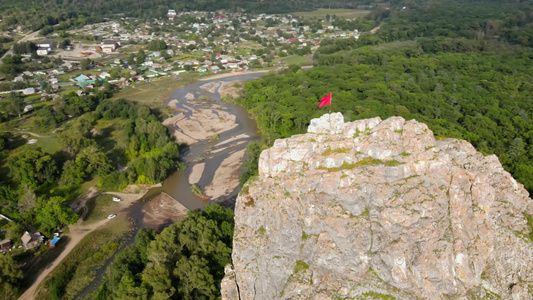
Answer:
[
  {"left": 321, "top": 147, "right": 351, "bottom": 156},
  {"left": 360, "top": 292, "right": 396, "bottom": 299},
  {"left": 294, "top": 260, "right": 309, "bottom": 273},
  {"left": 317, "top": 157, "right": 404, "bottom": 172},
  {"left": 524, "top": 212, "right": 533, "bottom": 242}
]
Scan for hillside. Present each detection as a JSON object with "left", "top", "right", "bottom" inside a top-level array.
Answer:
[{"left": 222, "top": 113, "right": 533, "bottom": 299}]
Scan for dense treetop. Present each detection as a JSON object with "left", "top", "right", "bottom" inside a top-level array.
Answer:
[{"left": 92, "top": 204, "right": 234, "bottom": 300}]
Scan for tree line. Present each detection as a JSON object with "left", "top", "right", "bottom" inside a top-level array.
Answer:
[{"left": 91, "top": 204, "right": 234, "bottom": 300}]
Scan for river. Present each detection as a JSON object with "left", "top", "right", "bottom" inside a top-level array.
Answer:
[{"left": 74, "top": 71, "right": 267, "bottom": 299}]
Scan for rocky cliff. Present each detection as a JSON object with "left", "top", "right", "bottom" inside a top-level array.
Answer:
[{"left": 222, "top": 113, "right": 533, "bottom": 299}]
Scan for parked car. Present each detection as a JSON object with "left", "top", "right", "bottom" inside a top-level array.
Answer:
[
  {"left": 108, "top": 214, "right": 117, "bottom": 219},
  {"left": 112, "top": 197, "right": 122, "bottom": 202}
]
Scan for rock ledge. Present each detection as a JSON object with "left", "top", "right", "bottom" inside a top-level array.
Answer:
[{"left": 223, "top": 114, "right": 533, "bottom": 299}]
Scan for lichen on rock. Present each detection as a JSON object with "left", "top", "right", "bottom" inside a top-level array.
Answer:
[{"left": 222, "top": 114, "right": 533, "bottom": 299}]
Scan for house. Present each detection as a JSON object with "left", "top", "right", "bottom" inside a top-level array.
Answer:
[
  {"left": 37, "top": 40, "right": 54, "bottom": 50},
  {"left": 37, "top": 48, "right": 49, "bottom": 56},
  {"left": 21, "top": 231, "right": 44, "bottom": 249},
  {"left": 0, "top": 239, "right": 11, "bottom": 253},
  {"left": 101, "top": 41, "right": 120, "bottom": 53},
  {"left": 51, "top": 68, "right": 64, "bottom": 75},
  {"left": 23, "top": 105, "right": 34, "bottom": 113},
  {"left": 99, "top": 71, "right": 111, "bottom": 79},
  {"left": 75, "top": 74, "right": 89, "bottom": 82},
  {"left": 23, "top": 88, "right": 35, "bottom": 95}
]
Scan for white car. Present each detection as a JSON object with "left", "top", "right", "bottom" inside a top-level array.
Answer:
[
  {"left": 112, "top": 197, "right": 122, "bottom": 202},
  {"left": 108, "top": 214, "right": 117, "bottom": 219}
]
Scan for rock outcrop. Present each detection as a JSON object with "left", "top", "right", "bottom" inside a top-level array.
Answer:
[{"left": 222, "top": 113, "right": 533, "bottom": 299}]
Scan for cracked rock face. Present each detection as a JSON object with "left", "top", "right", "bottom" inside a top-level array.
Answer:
[{"left": 222, "top": 114, "right": 533, "bottom": 299}]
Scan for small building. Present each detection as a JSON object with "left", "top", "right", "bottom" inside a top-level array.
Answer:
[
  {"left": 48, "top": 237, "right": 60, "bottom": 248},
  {"left": 0, "top": 239, "right": 11, "bottom": 253},
  {"left": 23, "top": 88, "right": 35, "bottom": 95},
  {"left": 23, "top": 104, "right": 34, "bottom": 113},
  {"left": 37, "top": 47, "right": 49, "bottom": 56},
  {"left": 99, "top": 71, "right": 110, "bottom": 79},
  {"left": 75, "top": 74, "right": 89, "bottom": 82},
  {"left": 101, "top": 41, "right": 119, "bottom": 54},
  {"left": 37, "top": 40, "right": 54, "bottom": 50},
  {"left": 21, "top": 231, "right": 44, "bottom": 250}
]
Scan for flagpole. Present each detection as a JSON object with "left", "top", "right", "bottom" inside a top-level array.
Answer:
[
  {"left": 329, "top": 93, "right": 332, "bottom": 134},
  {"left": 329, "top": 93, "right": 332, "bottom": 114}
]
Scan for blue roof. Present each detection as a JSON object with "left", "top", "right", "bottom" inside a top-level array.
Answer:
[
  {"left": 75, "top": 74, "right": 89, "bottom": 81},
  {"left": 51, "top": 237, "right": 60, "bottom": 244}
]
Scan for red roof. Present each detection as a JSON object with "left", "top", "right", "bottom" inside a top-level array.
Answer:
[{"left": 289, "top": 38, "right": 297, "bottom": 43}]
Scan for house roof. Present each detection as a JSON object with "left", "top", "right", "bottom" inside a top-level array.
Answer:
[
  {"left": 0, "top": 239, "right": 11, "bottom": 246},
  {"left": 39, "top": 39, "right": 54, "bottom": 45},
  {"left": 102, "top": 41, "right": 118, "bottom": 45},
  {"left": 75, "top": 74, "right": 89, "bottom": 81},
  {"left": 21, "top": 231, "right": 32, "bottom": 244}
]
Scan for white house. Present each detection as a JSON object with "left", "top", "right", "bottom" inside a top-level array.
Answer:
[
  {"left": 23, "top": 104, "right": 34, "bottom": 112},
  {"left": 23, "top": 88, "right": 35, "bottom": 95},
  {"left": 101, "top": 41, "right": 120, "bottom": 53},
  {"left": 37, "top": 48, "right": 49, "bottom": 56},
  {"left": 37, "top": 40, "right": 53, "bottom": 50},
  {"left": 99, "top": 72, "right": 111, "bottom": 79}
]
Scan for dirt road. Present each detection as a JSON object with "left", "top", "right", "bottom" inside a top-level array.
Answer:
[
  {"left": 0, "top": 31, "right": 39, "bottom": 65},
  {"left": 18, "top": 217, "right": 110, "bottom": 300},
  {"left": 18, "top": 189, "right": 148, "bottom": 300}
]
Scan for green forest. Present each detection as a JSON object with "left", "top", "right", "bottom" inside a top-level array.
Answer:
[
  {"left": 91, "top": 204, "right": 234, "bottom": 300},
  {"left": 238, "top": 0, "right": 533, "bottom": 194}
]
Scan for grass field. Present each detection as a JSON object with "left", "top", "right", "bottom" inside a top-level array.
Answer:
[
  {"left": 293, "top": 8, "right": 371, "bottom": 19},
  {"left": 84, "top": 194, "right": 121, "bottom": 223},
  {"left": 112, "top": 74, "right": 199, "bottom": 111}
]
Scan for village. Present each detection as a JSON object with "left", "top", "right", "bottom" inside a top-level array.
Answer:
[{"left": 0, "top": 10, "right": 364, "bottom": 100}]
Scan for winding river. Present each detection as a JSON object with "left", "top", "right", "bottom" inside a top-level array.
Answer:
[{"left": 74, "top": 72, "right": 267, "bottom": 299}]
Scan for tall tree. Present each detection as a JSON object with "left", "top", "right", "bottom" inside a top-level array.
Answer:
[{"left": 8, "top": 147, "right": 58, "bottom": 190}]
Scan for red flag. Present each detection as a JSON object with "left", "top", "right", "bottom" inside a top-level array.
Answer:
[{"left": 319, "top": 93, "right": 332, "bottom": 107}]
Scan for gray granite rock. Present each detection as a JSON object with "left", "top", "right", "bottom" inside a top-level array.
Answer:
[{"left": 222, "top": 114, "right": 533, "bottom": 300}]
